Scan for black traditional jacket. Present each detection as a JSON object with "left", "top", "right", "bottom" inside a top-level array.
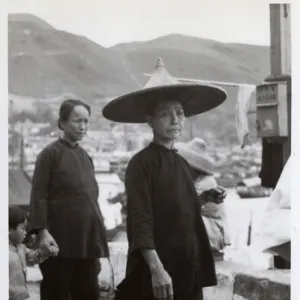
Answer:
[
  {"left": 28, "top": 138, "right": 109, "bottom": 259},
  {"left": 116, "top": 142, "right": 216, "bottom": 299}
]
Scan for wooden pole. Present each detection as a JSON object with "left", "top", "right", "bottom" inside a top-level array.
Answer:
[
  {"left": 269, "top": 4, "right": 291, "bottom": 76},
  {"left": 143, "top": 73, "right": 255, "bottom": 88},
  {"left": 247, "top": 210, "right": 252, "bottom": 246},
  {"left": 265, "top": 3, "right": 291, "bottom": 269},
  {"left": 266, "top": 4, "right": 291, "bottom": 166},
  {"left": 19, "top": 126, "right": 25, "bottom": 171}
]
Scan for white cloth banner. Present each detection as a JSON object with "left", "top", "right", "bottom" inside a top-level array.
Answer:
[
  {"left": 235, "top": 85, "right": 256, "bottom": 147},
  {"left": 254, "top": 157, "right": 291, "bottom": 253}
]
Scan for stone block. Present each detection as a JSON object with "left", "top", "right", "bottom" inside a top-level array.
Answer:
[
  {"left": 234, "top": 272, "right": 290, "bottom": 300},
  {"left": 204, "top": 261, "right": 290, "bottom": 300}
]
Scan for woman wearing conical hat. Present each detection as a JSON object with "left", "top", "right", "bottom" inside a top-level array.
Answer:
[{"left": 103, "top": 58, "right": 227, "bottom": 300}]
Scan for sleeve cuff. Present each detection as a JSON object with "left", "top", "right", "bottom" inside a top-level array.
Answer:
[{"left": 131, "top": 237, "right": 155, "bottom": 252}]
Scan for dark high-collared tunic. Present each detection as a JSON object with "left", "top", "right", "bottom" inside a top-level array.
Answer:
[
  {"left": 28, "top": 138, "right": 109, "bottom": 259},
  {"left": 119, "top": 142, "right": 216, "bottom": 299}
]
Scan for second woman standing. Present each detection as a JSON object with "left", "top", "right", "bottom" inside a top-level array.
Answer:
[{"left": 28, "top": 99, "right": 109, "bottom": 300}]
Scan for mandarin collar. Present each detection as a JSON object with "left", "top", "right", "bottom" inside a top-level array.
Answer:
[
  {"left": 59, "top": 137, "right": 78, "bottom": 149},
  {"left": 149, "top": 142, "right": 178, "bottom": 153}
]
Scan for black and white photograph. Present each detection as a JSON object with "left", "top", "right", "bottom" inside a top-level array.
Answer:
[{"left": 2, "top": 0, "right": 300, "bottom": 299}]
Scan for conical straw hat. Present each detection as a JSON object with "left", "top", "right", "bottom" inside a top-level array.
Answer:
[{"left": 102, "top": 57, "right": 227, "bottom": 123}]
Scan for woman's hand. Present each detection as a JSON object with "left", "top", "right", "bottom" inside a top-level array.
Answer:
[
  {"left": 141, "top": 249, "right": 173, "bottom": 300},
  {"left": 150, "top": 265, "right": 173, "bottom": 300},
  {"left": 38, "top": 229, "right": 59, "bottom": 255},
  {"left": 201, "top": 186, "right": 227, "bottom": 205}
]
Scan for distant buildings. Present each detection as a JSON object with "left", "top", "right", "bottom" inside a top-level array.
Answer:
[{"left": 9, "top": 119, "right": 263, "bottom": 191}]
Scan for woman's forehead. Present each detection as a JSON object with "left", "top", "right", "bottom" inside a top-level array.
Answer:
[{"left": 70, "top": 105, "right": 90, "bottom": 118}]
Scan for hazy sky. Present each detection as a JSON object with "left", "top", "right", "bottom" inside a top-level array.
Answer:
[{"left": 9, "top": 0, "right": 271, "bottom": 47}]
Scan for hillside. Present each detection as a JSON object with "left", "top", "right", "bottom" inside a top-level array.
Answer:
[
  {"left": 8, "top": 14, "right": 140, "bottom": 101},
  {"left": 112, "top": 34, "right": 269, "bottom": 85},
  {"left": 8, "top": 14, "right": 270, "bottom": 143}
]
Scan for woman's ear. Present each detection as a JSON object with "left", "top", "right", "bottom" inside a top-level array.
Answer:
[{"left": 146, "top": 115, "right": 153, "bottom": 128}]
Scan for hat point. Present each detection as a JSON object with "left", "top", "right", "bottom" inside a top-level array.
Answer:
[
  {"left": 155, "top": 57, "right": 165, "bottom": 69},
  {"left": 144, "top": 57, "right": 177, "bottom": 88}
]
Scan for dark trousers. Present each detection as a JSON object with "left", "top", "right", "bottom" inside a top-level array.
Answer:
[{"left": 39, "top": 257, "right": 100, "bottom": 300}]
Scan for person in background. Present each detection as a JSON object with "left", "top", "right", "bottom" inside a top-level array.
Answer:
[
  {"left": 9, "top": 206, "right": 58, "bottom": 300},
  {"left": 176, "top": 138, "right": 231, "bottom": 261},
  {"left": 28, "top": 99, "right": 109, "bottom": 300},
  {"left": 102, "top": 58, "right": 227, "bottom": 300}
]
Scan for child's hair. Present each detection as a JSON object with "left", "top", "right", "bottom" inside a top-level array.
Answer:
[{"left": 9, "top": 206, "right": 29, "bottom": 230}]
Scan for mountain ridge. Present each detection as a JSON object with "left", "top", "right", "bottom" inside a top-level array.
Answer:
[{"left": 8, "top": 13, "right": 269, "bottom": 143}]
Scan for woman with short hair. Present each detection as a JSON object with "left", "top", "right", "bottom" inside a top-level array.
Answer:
[{"left": 28, "top": 99, "right": 109, "bottom": 300}]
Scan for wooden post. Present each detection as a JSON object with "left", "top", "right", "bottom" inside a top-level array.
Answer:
[
  {"left": 264, "top": 4, "right": 291, "bottom": 269},
  {"left": 269, "top": 4, "right": 291, "bottom": 76},
  {"left": 19, "top": 128, "right": 25, "bottom": 171},
  {"left": 247, "top": 210, "right": 252, "bottom": 246},
  {"left": 265, "top": 3, "right": 291, "bottom": 166}
]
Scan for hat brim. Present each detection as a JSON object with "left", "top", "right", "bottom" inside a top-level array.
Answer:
[
  {"left": 176, "top": 146, "right": 215, "bottom": 175},
  {"left": 102, "top": 83, "right": 227, "bottom": 123}
]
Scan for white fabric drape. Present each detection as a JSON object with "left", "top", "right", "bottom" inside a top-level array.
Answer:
[
  {"left": 255, "top": 157, "right": 291, "bottom": 253},
  {"left": 235, "top": 85, "right": 256, "bottom": 148}
]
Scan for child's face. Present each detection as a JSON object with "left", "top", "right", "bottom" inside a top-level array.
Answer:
[{"left": 9, "top": 219, "right": 28, "bottom": 245}]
